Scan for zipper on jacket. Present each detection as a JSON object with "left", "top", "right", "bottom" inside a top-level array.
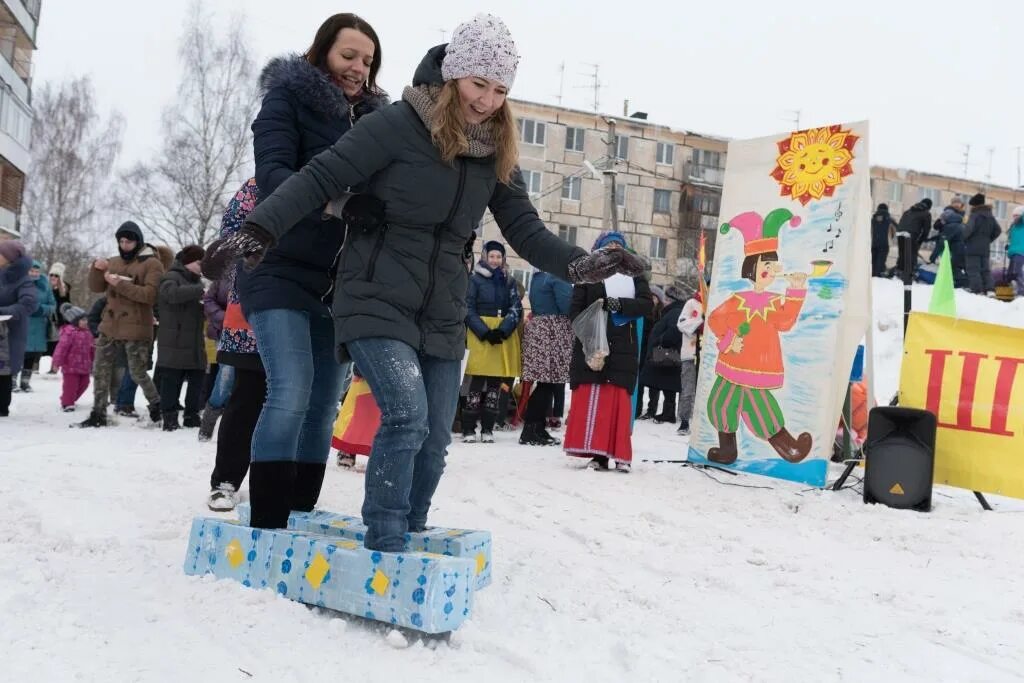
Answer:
[
  {"left": 365, "top": 223, "right": 389, "bottom": 282},
  {"left": 415, "top": 160, "right": 467, "bottom": 352}
]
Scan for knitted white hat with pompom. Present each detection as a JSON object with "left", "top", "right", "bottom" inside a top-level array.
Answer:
[{"left": 441, "top": 14, "right": 520, "bottom": 89}]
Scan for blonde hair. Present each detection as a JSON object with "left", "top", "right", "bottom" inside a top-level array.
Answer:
[{"left": 431, "top": 80, "right": 519, "bottom": 185}]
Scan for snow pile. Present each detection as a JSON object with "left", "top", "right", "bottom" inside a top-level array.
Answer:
[{"left": 1, "top": 281, "right": 1023, "bottom": 682}]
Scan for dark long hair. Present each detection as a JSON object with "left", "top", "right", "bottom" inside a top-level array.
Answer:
[{"left": 303, "top": 14, "right": 383, "bottom": 96}]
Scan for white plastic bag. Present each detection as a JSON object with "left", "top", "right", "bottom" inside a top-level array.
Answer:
[{"left": 572, "top": 298, "right": 610, "bottom": 371}]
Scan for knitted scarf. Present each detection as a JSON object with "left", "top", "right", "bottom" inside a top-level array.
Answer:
[{"left": 402, "top": 84, "right": 496, "bottom": 158}]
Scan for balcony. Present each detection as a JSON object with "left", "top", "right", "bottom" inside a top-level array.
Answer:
[
  {"left": 685, "top": 162, "right": 725, "bottom": 187},
  {"left": 0, "top": 5, "right": 34, "bottom": 92}
]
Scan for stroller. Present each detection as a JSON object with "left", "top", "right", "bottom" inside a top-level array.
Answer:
[{"left": 994, "top": 248, "right": 1016, "bottom": 302}]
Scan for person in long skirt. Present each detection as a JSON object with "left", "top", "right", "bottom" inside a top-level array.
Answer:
[
  {"left": 519, "top": 269, "right": 572, "bottom": 446},
  {"left": 564, "top": 232, "right": 653, "bottom": 472}
]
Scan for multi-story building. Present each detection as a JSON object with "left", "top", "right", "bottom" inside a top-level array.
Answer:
[
  {"left": 489, "top": 98, "right": 1021, "bottom": 295},
  {"left": 0, "top": 0, "right": 39, "bottom": 240},
  {"left": 481, "top": 98, "right": 727, "bottom": 293}
]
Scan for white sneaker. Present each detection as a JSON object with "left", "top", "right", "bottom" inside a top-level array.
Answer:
[
  {"left": 462, "top": 432, "right": 478, "bottom": 443},
  {"left": 614, "top": 461, "right": 632, "bottom": 473},
  {"left": 207, "top": 483, "right": 238, "bottom": 512},
  {"left": 480, "top": 430, "right": 495, "bottom": 443}
]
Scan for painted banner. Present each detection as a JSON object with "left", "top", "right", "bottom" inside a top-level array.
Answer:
[
  {"left": 688, "top": 123, "right": 872, "bottom": 487},
  {"left": 900, "top": 313, "right": 1024, "bottom": 500}
]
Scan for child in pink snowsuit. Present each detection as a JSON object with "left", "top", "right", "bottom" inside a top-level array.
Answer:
[{"left": 52, "top": 304, "right": 94, "bottom": 411}]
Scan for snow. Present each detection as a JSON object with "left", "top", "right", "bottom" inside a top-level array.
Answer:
[{"left": 2, "top": 279, "right": 1023, "bottom": 682}]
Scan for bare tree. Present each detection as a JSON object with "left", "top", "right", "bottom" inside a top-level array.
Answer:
[
  {"left": 21, "top": 76, "right": 124, "bottom": 299},
  {"left": 117, "top": 1, "right": 257, "bottom": 249}
]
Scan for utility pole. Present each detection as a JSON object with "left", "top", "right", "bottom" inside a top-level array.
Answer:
[
  {"left": 1017, "top": 146, "right": 1022, "bottom": 188},
  {"left": 961, "top": 144, "right": 971, "bottom": 177},
  {"left": 604, "top": 118, "right": 619, "bottom": 232},
  {"left": 784, "top": 109, "right": 801, "bottom": 130},
  {"left": 576, "top": 63, "right": 601, "bottom": 113},
  {"left": 986, "top": 147, "right": 995, "bottom": 183},
  {"left": 555, "top": 61, "right": 565, "bottom": 106}
]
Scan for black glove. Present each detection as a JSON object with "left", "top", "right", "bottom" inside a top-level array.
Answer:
[
  {"left": 201, "top": 223, "right": 275, "bottom": 280},
  {"left": 340, "top": 194, "right": 386, "bottom": 234},
  {"left": 603, "top": 297, "right": 622, "bottom": 313},
  {"left": 566, "top": 247, "right": 648, "bottom": 284},
  {"left": 485, "top": 329, "right": 505, "bottom": 345},
  {"left": 463, "top": 233, "right": 477, "bottom": 265}
]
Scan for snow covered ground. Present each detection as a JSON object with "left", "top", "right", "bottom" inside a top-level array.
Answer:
[{"left": 2, "top": 279, "right": 1023, "bottom": 683}]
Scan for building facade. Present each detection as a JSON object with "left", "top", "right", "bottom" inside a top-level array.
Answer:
[
  {"left": 489, "top": 98, "right": 1020, "bottom": 296},
  {"left": 0, "top": 0, "right": 39, "bottom": 240}
]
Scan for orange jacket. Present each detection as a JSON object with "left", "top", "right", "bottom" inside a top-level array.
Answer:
[{"left": 708, "top": 288, "right": 806, "bottom": 389}]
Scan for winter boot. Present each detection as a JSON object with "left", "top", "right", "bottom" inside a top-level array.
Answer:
[
  {"left": 114, "top": 405, "right": 139, "bottom": 418},
  {"left": 197, "top": 406, "right": 223, "bottom": 442},
  {"left": 337, "top": 452, "right": 356, "bottom": 468},
  {"left": 676, "top": 420, "right": 691, "bottom": 436},
  {"left": 162, "top": 411, "right": 180, "bottom": 432},
  {"left": 248, "top": 461, "right": 297, "bottom": 529},
  {"left": 538, "top": 426, "right": 562, "bottom": 445},
  {"left": 480, "top": 429, "right": 495, "bottom": 443},
  {"left": 291, "top": 462, "right": 327, "bottom": 513},
  {"left": 586, "top": 456, "right": 610, "bottom": 471},
  {"left": 182, "top": 412, "right": 201, "bottom": 428},
  {"left": 614, "top": 461, "right": 632, "bottom": 473},
  {"left": 148, "top": 400, "right": 162, "bottom": 424},
  {"left": 461, "top": 430, "right": 478, "bottom": 443},
  {"left": 518, "top": 422, "right": 539, "bottom": 445},
  {"left": 207, "top": 482, "right": 239, "bottom": 512},
  {"left": 18, "top": 370, "right": 32, "bottom": 392},
  {"left": 708, "top": 431, "right": 738, "bottom": 465},
  {"left": 76, "top": 410, "right": 109, "bottom": 428},
  {"left": 768, "top": 428, "right": 813, "bottom": 463}
]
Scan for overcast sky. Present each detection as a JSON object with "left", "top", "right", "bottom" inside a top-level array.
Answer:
[{"left": 33, "top": 0, "right": 1024, "bottom": 188}]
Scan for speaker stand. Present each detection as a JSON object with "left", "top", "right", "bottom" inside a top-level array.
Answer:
[
  {"left": 974, "top": 491, "right": 993, "bottom": 511},
  {"left": 831, "top": 458, "right": 862, "bottom": 491}
]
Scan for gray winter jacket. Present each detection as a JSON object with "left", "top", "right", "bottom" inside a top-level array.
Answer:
[
  {"left": 156, "top": 261, "right": 208, "bottom": 370},
  {"left": 963, "top": 205, "right": 1002, "bottom": 256},
  {"left": 245, "top": 48, "right": 588, "bottom": 361}
]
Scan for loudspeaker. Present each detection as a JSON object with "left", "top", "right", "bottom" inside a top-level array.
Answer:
[{"left": 863, "top": 407, "right": 937, "bottom": 512}]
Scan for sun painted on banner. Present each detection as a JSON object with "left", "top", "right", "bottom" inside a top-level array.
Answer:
[{"left": 771, "top": 126, "right": 858, "bottom": 206}]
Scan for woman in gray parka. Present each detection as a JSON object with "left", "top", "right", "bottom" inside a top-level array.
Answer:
[{"left": 205, "top": 14, "right": 646, "bottom": 550}]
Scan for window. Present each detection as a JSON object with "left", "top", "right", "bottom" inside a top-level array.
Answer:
[
  {"left": 890, "top": 182, "right": 903, "bottom": 203},
  {"left": 693, "top": 149, "right": 722, "bottom": 169},
  {"left": 558, "top": 224, "right": 578, "bottom": 245},
  {"left": 565, "top": 126, "right": 585, "bottom": 152},
  {"left": 519, "top": 169, "right": 542, "bottom": 196},
  {"left": 656, "top": 142, "right": 675, "bottom": 166},
  {"left": 993, "top": 199, "right": 1008, "bottom": 220},
  {"left": 615, "top": 183, "right": 626, "bottom": 208},
  {"left": 561, "top": 176, "right": 581, "bottom": 201},
  {"left": 649, "top": 236, "right": 668, "bottom": 260},
  {"left": 511, "top": 269, "right": 532, "bottom": 293},
  {"left": 919, "top": 187, "right": 941, "bottom": 205},
  {"left": 689, "top": 192, "right": 720, "bottom": 216},
  {"left": 0, "top": 89, "right": 32, "bottom": 148},
  {"left": 518, "top": 118, "right": 546, "bottom": 146},
  {"left": 616, "top": 134, "right": 629, "bottom": 160},
  {"left": 654, "top": 189, "right": 672, "bottom": 214}
]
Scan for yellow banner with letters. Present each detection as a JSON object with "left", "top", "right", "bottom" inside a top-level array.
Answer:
[{"left": 899, "top": 313, "right": 1024, "bottom": 500}]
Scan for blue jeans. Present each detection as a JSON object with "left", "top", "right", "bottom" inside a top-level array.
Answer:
[
  {"left": 117, "top": 369, "right": 137, "bottom": 408},
  {"left": 347, "top": 338, "right": 462, "bottom": 551},
  {"left": 207, "top": 364, "right": 236, "bottom": 410},
  {"left": 249, "top": 309, "right": 348, "bottom": 465}
]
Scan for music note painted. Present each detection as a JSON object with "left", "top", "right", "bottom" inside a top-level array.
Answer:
[
  {"left": 834, "top": 202, "right": 844, "bottom": 221},
  {"left": 827, "top": 223, "right": 832, "bottom": 232},
  {"left": 822, "top": 239, "right": 835, "bottom": 253}
]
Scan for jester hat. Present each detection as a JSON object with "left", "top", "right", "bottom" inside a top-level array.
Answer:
[{"left": 720, "top": 209, "right": 802, "bottom": 256}]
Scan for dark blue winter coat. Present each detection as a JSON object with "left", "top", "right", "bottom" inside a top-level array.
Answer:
[
  {"left": 0, "top": 255, "right": 39, "bottom": 375},
  {"left": 237, "top": 54, "right": 388, "bottom": 317},
  {"left": 870, "top": 209, "right": 897, "bottom": 249},
  {"left": 528, "top": 271, "right": 572, "bottom": 316},
  {"left": 466, "top": 261, "right": 523, "bottom": 339}
]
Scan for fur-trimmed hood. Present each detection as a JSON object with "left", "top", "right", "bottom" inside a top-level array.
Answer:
[{"left": 258, "top": 54, "right": 389, "bottom": 120}]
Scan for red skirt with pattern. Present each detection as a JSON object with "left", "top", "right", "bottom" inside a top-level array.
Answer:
[{"left": 564, "top": 382, "right": 633, "bottom": 463}]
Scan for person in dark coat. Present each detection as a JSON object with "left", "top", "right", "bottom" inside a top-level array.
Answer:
[
  {"left": 927, "top": 197, "right": 969, "bottom": 287},
  {"left": 0, "top": 240, "right": 38, "bottom": 416},
  {"left": 156, "top": 245, "right": 207, "bottom": 430},
  {"left": 889, "top": 198, "right": 932, "bottom": 277},
  {"left": 870, "top": 203, "right": 897, "bottom": 277},
  {"left": 202, "top": 14, "right": 389, "bottom": 526},
  {"left": 963, "top": 193, "right": 1002, "bottom": 293},
  {"left": 197, "top": 269, "right": 233, "bottom": 442},
  {"left": 635, "top": 286, "right": 664, "bottom": 420},
  {"left": 205, "top": 15, "right": 646, "bottom": 544},
  {"left": 638, "top": 281, "right": 687, "bottom": 423},
  {"left": 564, "top": 232, "right": 654, "bottom": 472},
  {"left": 462, "top": 240, "right": 523, "bottom": 442}
]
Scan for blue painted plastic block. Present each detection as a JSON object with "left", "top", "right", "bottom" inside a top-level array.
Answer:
[
  {"left": 183, "top": 517, "right": 475, "bottom": 634},
  {"left": 235, "top": 504, "right": 492, "bottom": 590}
]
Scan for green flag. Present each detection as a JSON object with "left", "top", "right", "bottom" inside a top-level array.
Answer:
[{"left": 928, "top": 240, "right": 957, "bottom": 317}]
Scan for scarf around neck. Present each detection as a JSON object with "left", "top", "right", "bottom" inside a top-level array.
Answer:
[{"left": 402, "top": 85, "right": 497, "bottom": 158}]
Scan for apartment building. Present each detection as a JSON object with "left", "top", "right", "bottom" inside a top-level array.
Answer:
[{"left": 0, "top": 0, "right": 39, "bottom": 240}]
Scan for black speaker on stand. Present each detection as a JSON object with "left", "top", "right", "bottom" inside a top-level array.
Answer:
[{"left": 863, "top": 407, "right": 937, "bottom": 512}]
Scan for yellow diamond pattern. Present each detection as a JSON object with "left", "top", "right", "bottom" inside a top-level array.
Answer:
[
  {"left": 475, "top": 552, "right": 486, "bottom": 575},
  {"left": 369, "top": 569, "right": 390, "bottom": 595},
  {"left": 305, "top": 552, "right": 331, "bottom": 591},
  {"left": 225, "top": 539, "right": 244, "bottom": 569}
]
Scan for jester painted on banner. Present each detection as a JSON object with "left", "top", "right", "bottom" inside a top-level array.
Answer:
[{"left": 688, "top": 123, "right": 872, "bottom": 487}]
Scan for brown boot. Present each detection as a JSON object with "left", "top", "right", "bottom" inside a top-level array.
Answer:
[
  {"left": 768, "top": 428, "right": 813, "bottom": 463},
  {"left": 707, "top": 431, "right": 738, "bottom": 464}
]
